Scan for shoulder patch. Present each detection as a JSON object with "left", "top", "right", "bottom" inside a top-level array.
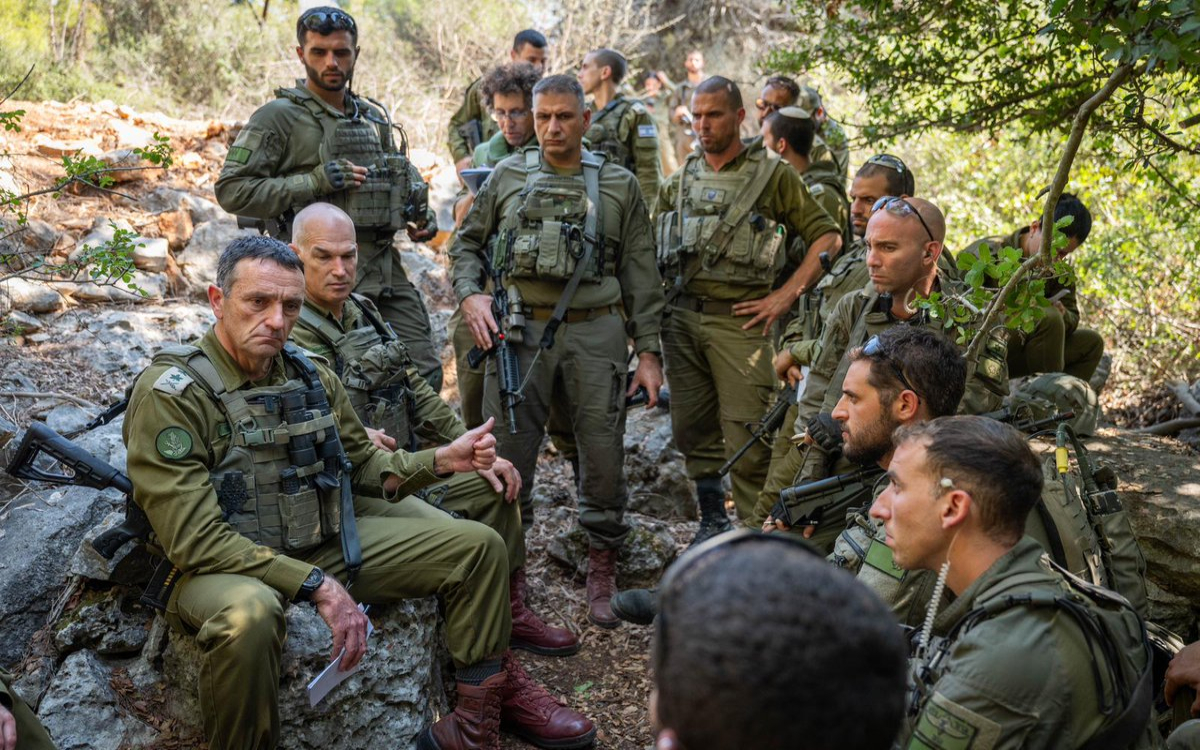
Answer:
[
  {"left": 152, "top": 366, "right": 195, "bottom": 396},
  {"left": 808, "top": 183, "right": 826, "bottom": 196},
  {"left": 637, "top": 124, "right": 657, "bottom": 139},
  {"left": 909, "top": 692, "right": 1001, "bottom": 750},
  {"left": 226, "top": 129, "right": 263, "bottom": 166},
  {"left": 155, "top": 427, "right": 194, "bottom": 461}
]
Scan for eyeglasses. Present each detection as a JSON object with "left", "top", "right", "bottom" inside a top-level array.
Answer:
[
  {"left": 865, "top": 154, "right": 908, "bottom": 174},
  {"left": 872, "top": 196, "right": 935, "bottom": 243},
  {"left": 490, "top": 108, "right": 530, "bottom": 123},
  {"left": 299, "top": 9, "right": 357, "bottom": 34},
  {"left": 862, "top": 334, "right": 923, "bottom": 402},
  {"left": 755, "top": 98, "right": 782, "bottom": 114}
]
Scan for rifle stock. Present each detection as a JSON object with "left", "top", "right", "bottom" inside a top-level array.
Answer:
[
  {"left": 772, "top": 466, "right": 885, "bottom": 529},
  {"left": 718, "top": 388, "right": 796, "bottom": 477}
]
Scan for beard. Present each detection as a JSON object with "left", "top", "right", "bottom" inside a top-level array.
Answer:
[
  {"left": 305, "top": 63, "right": 351, "bottom": 93},
  {"left": 842, "top": 411, "right": 901, "bottom": 467}
]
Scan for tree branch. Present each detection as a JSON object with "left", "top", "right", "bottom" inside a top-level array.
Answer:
[{"left": 0, "top": 391, "right": 98, "bottom": 409}]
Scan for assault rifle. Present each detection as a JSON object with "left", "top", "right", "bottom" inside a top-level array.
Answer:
[
  {"left": 5, "top": 421, "right": 148, "bottom": 558},
  {"left": 718, "top": 383, "right": 799, "bottom": 477},
  {"left": 983, "top": 407, "right": 1075, "bottom": 435},
  {"left": 466, "top": 231, "right": 524, "bottom": 434},
  {"left": 771, "top": 465, "right": 885, "bottom": 530}
]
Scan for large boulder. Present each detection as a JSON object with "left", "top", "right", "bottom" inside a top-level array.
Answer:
[
  {"left": 0, "top": 277, "right": 66, "bottom": 315},
  {"left": 178, "top": 220, "right": 258, "bottom": 293},
  {"left": 623, "top": 409, "right": 695, "bottom": 520},
  {"left": 37, "top": 649, "right": 157, "bottom": 750},
  {"left": 58, "top": 305, "right": 212, "bottom": 378},
  {"left": 545, "top": 510, "right": 678, "bottom": 588}
]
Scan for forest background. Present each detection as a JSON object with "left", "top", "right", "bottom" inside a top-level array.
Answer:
[{"left": 1, "top": 0, "right": 1197, "bottom": 398}]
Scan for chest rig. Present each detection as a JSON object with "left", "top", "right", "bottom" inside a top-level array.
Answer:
[
  {"left": 296, "top": 296, "right": 419, "bottom": 451},
  {"left": 586, "top": 99, "right": 633, "bottom": 171},
  {"left": 151, "top": 344, "right": 360, "bottom": 574},
  {"left": 276, "top": 87, "right": 414, "bottom": 233},
  {"left": 498, "top": 149, "right": 609, "bottom": 283},
  {"left": 655, "top": 148, "right": 787, "bottom": 288}
]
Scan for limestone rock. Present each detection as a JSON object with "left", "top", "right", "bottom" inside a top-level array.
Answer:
[
  {"left": 156, "top": 207, "right": 194, "bottom": 252},
  {"left": 178, "top": 220, "right": 258, "bottom": 293},
  {"left": 0, "top": 277, "right": 66, "bottom": 314},
  {"left": 131, "top": 237, "right": 170, "bottom": 272},
  {"left": 4, "top": 310, "right": 45, "bottom": 334},
  {"left": 70, "top": 512, "right": 157, "bottom": 586},
  {"left": 624, "top": 410, "right": 695, "bottom": 520},
  {"left": 63, "top": 271, "right": 167, "bottom": 303},
  {"left": 45, "top": 403, "right": 91, "bottom": 435},
  {"left": 545, "top": 516, "right": 677, "bottom": 588},
  {"left": 60, "top": 305, "right": 211, "bottom": 378},
  {"left": 54, "top": 590, "right": 152, "bottom": 657},
  {"left": 98, "top": 148, "right": 161, "bottom": 183},
  {"left": 0, "top": 219, "right": 61, "bottom": 269},
  {"left": 37, "top": 650, "right": 157, "bottom": 750},
  {"left": 71, "top": 218, "right": 135, "bottom": 263}
]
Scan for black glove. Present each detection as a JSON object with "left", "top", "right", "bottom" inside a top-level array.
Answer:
[
  {"left": 806, "top": 413, "right": 843, "bottom": 453},
  {"left": 311, "top": 159, "right": 358, "bottom": 194}
]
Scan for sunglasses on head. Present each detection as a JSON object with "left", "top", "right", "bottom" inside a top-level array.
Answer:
[
  {"left": 299, "top": 9, "right": 357, "bottom": 34},
  {"left": 871, "top": 196, "right": 935, "bottom": 243},
  {"left": 865, "top": 153, "right": 907, "bottom": 174},
  {"left": 862, "top": 334, "right": 923, "bottom": 402}
]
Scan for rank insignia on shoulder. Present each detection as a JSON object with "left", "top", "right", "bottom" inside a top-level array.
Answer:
[
  {"left": 152, "top": 366, "right": 195, "bottom": 396},
  {"left": 637, "top": 124, "right": 657, "bottom": 138},
  {"left": 909, "top": 692, "right": 1000, "bottom": 750},
  {"left": 156, "top": 427, "right": 194, "bottom": 461}
]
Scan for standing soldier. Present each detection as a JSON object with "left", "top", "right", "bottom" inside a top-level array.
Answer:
[
  {"left": 447, "top": 30, "right": 548, "bottom": 176},
  {"left": 796, "top": 84, "right": 851, "bottom": 179},
  {"left": 640, "top": 70, "right": 679, "bottom": 175},
  {"left": 670, "top": 50, "right": 706, "bottom": 164},
  {"left": 577, "top": 49, "right": 663, "bottom": 205},
  {"left": 656, "top": 76, "right": 841, "bottom": 540},
  {"left": 450, "top": 75, "right": 665, "bottom": 628},
  {"left": 215, "top": 7, "right": 445, "bottom": 392}
]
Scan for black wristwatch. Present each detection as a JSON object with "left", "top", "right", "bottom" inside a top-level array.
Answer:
[{"left": 295, "top": 567, "right": 325, "bottom": 603}]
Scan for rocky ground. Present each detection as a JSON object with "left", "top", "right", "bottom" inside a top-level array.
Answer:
[{"left": 1, "top": 99, "right": 1199, "bottom": 750}]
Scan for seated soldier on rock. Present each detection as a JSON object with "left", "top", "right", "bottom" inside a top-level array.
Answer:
[
  {"left": 287, "top": 203, "right": 579, "bottom": 658},
  {"left": 122, "top": 236, "right": 594, "bottom": 750},
  {"left": 959, "top": 192, "right": 1104, "bottom": 383},
  {"left": 874, "top": 416, "right": 1158, "bottom": 749},
  {"left": 650, "top": 531, "right": 907, "bottom": 750}
]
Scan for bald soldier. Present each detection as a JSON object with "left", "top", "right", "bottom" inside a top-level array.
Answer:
[{"left": 287, "top": 203, "right": 580, "bottom": 658}]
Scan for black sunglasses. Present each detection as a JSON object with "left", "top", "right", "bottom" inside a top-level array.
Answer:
[
  {"left": 299, "top": 9, "right": 357, "bottom": 34},
  {"left": 872, "top": 196, "right": 935, "bottom": 243},
  {"left": 865, "top": 153, "right": 908, "bottom": 174},
  {"left": 862, "top": 334, "right": 923, "bottom": 402}
]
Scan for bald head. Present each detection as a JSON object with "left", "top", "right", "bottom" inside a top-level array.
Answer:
[
  {"left": 289, "top": 203, "right": 358, "bottom": 314},
  {"left": 904, "top": 197, "right": 946, "bottom": 244}
]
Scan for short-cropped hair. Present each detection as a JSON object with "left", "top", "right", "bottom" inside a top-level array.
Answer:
[
  {"left": 847, "top": 326, "right": 966, "bottom": 418},
  {"left": 216, "top": 235, "right": 304, "bottom": 295},
  {"left": 533, "top": 74, "right": 585, "bottom": 111}
]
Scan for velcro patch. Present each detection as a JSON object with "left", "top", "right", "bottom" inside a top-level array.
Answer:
[
  {"left": 227, "top": 146, "right": 253, "bottom": 164},
  {"left": 701, "top": 188, "right": 725, "bottom": 203},
  {"left": 152, "top": 366, "right": 195, "bottom": 396},
  {"left": 809, "top": 183, "right": 826, "bottom": 196},
  {"left": 865, "top": 539, "right": 905, "bottom": 580},
  {"left": 156, "top": 427, "right": 194, "bottom": 461},
  {"left": 909, "top": 692, "right": 1001, "bottom": 750},
  {"left": 637, "top": 124, "right": 657, "bottom": 139}
]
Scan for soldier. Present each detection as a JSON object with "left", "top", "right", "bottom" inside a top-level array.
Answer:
[
  {"left": 450, "top": 75, "right": 665, "bottom": 627},
  {"left": 1166, "top": 643, "right": 1200, "bottom": 749},
  {"left": 650, "top": 532, "right": 907, "bottom": 750},
  {"left": 755, "top": 198, "right": 1008, "bottom": 546},
  {"left": 877, "top": 416, "right": 1158, "bottom": 749},
  {"left": 669, "top": 50, "right": 705, "bottom": 164},
  {"left": 287, "top": 203, "right": 580, "bottom": 657},
  {"left": 447, "top": 30, "right": 548, "bottom": 175},
  {"left": 123, "top": 237, "right": 594, "bottom": 750},
  {"left": 796, "top": 85, "right": 850, "bottom": 179},
  {"left": 655, "top": 76, "right": 841, "bottom": 537},
  {"left": 640, "top": 70, "right": 680, "bottom": 175},
  {"left": 577, "top": 48, "right": 663, "bottom": 204},
  {"left": 754, "top": 76, "right": 842, "bottom": 177},
  {"left": 451, "top": 62, "right": 542, "bottom": 430},
  {"left": 959, "top": 192, "right": 1104, "bottom": 382},
  {"left": 0, "top": 670, "right": 54, "bottom": 750},
  {"left": 214, "top": 7, "right": 445, "bottom": 392},
  {"left": 760, "top": 107, "right": 851, "bottom": 241}
]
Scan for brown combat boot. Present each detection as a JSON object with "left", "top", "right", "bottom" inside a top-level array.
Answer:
[
  {"left": 500, "top": 650, "right": 596, "bottom": 749},
  {"left": 417, "top": 672, "right": 505, "bottom": 750},
  {"left": 510, "top": 568, "right": 581, "bottom": 656},
  {"left": 586, "top": 547, "right": 620, "bottom": 629}
]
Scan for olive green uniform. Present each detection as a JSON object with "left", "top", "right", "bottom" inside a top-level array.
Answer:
[
  {"left": 451, "top": 147, "right": 664, "bottom": 548},
  {"left": 0, "top": 670, "right": 55, "bottom": 750},
  {"left": 585, "top": 94, "right": 663, "bottom": 206},
  {"left": 640, "top": 92, "right": 679, "bottom": 176},
  {"left": 123, "top": 328, "right": 509, "bottom": 750},
  {"left": 670, "top": 79, "right": 700, "bottom": 164},
  {"left": 811, "top": 117, "right": 850, "bottom": 179},
  {"left": 290, "top": 294, "right": 525, "bottom": 569},
  {"left": 447, "top": 77, "right": 499, "bottom": 165},
  {"left": 214, "top": 87, "right": 443, "bottom": 392},
  {"left": 655, "top": 141, "right": 840, "bottom": 520},
  {"left": 749, "top": 275, "right": 1009, "bottom": 541},
  {"left": 900, "top": 538, "right": 1159, "bottom": 750},
  {"left": 960, "top": 228, "right": 1104, "bottom": 381}
]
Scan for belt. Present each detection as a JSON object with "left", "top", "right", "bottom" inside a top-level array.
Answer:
[
  {"left": 525, "top": 304, "right": 621, "bottom": 324},
  {"left": 670, "top": 293, "right": 737, "bottom": 316}
]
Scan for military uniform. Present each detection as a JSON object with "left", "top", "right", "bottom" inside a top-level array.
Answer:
[
  {"left": 585, "top": 94, "right": 663, "bottom": 206},
  {"left": 447, "top": 77, "right": 500, "bottom": 165},
  {"left": 670, "top": 79, "right": 700, "bottom": 165},
  {"left": 641, "top": 92, "right": 679, "bottom": 176},
  {"left": 960, "top": 228, "right": 1104, "bottom": 381},
  {"left": 123, "top": 329, "right": 509, "bottom": 750},
  {"left": 214, "top": 87, "right": 443, "bottom": 392},
  {"left": 811, "top": 117, "right": 850, "bottom": 179},
  {"left": 655, "top": 140, "right": 840, "bottom": 520},
  {"left": 749, "top": 274, "right": 1010, "bottom": 540},
  {"left": 451, "top": 146, "right": 663, "bottom": 548},
  {"left": 900, "top": 538, "right": 1159, "bottom": 750},
  {"left": 290, "top": 294, "right": 525, "bottom": 569},
  {"left": 0, "top": 670, "right": 55, "bottom": 750}
]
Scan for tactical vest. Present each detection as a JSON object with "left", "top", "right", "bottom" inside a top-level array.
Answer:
[
  {"left": 499, "top": 149, "right": 610, "bottom": 283},
  {"left": 276, "top": 87, "right": 415, "bottom": 233},
  {"left": 295, "top": 296, "right": 418, "bottom": 450},
  {"left": 655, "top": 148, "right": 788, "bottom": 287},
  {"left": 585, "top": 98, "right": 638, "bottom": 172},
  {"left": 150, "top": 344, "right": 344, "bottom": 554},
  {"left": 797, "top": 240, "right": 867, "bottom": 343}
]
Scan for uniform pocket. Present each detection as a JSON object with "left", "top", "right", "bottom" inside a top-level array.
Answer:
[{"left": 277, "top": 488, "right": 324, "bottom": 551}]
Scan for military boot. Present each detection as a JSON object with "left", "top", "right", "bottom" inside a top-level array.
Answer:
[
  {"left": 688, "top": 477, "right": 733, "bottom": 549},
  {"left": 510, "top": 568, "right": 581, "bottom": 656},
  {"left": 417, "top": 672, "right": 505, "bottom": 750},
  {"left": 609, "top": 587, "right": 658, "bottom": 625},
  {"left": 586, "top": 547, "right": 620, "bottom": 628},
  {"left": 500, "top": 650, "right": 596, "bottom": 749}
]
